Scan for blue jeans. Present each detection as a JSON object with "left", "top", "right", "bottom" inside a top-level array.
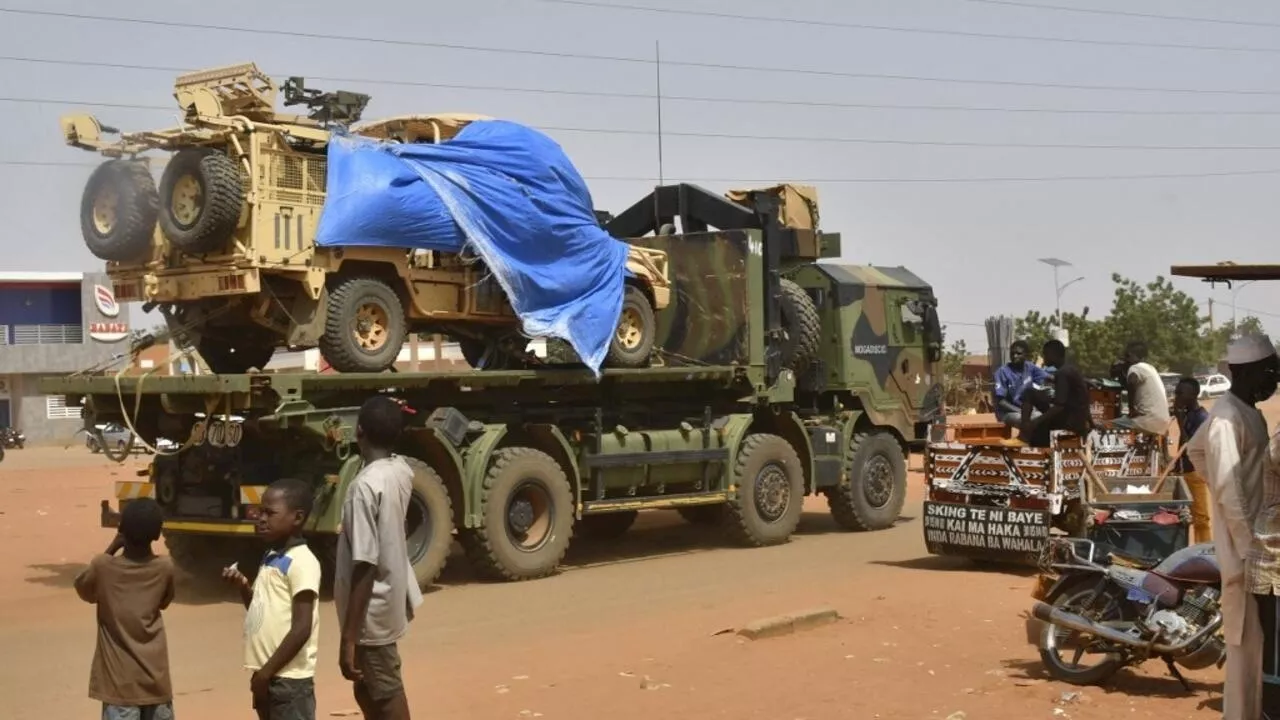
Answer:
[{"left": 102, "top": 703, "right": 173, "bottom": 720}]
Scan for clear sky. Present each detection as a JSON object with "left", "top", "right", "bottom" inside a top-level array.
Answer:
[{"left": 4, "top": 0, "right": 1280, "bottom": 352}]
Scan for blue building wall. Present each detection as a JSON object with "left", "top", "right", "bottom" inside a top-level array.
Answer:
[{"left": 0, "top": 284, "right": 82, "bottom": 326}]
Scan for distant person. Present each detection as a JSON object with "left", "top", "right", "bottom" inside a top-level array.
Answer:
[
  {"left": 993, "top": 339, "right": 1049, "bottom": 428},
  {"left": 1111, "top": 341, "right": 1172, "bottom": 436},
  {"left": 222, "top": 478, "right": 321, "bottom": 720},
  {"left": 1187, "top": 334, "right": 1278, "bottom": 720},
  {"left": 1173, "top": 376, "right": 1212, "bottom": 543},
  {"left": 1020, "top": 339, "right": 1091, "bottom": 448},
  {"left": 335, "top": 396, "right": 423, "bottom": 720},
  {"left": 74, "top": 497, "right": 176, "bottom": 720}
]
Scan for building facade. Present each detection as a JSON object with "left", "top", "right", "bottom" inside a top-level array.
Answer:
[{"left": 0, "top": 272, "right": 130, "bottom": 444}]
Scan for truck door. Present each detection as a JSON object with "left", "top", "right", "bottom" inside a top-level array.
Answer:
[{"left": 885, "top": 291, "right": 935, "bottom": 413}]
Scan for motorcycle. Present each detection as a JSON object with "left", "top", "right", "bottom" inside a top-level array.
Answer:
[
  {"left": 0, "top": 427, "right": 25, "bottom": 449},
  {"left": 1027, "top": 537, "right": 1225, "bottom": 688}
]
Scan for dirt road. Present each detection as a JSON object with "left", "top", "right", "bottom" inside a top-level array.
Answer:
[{"left": 0, "top": 445, "right": 1223, "bottom": 720}]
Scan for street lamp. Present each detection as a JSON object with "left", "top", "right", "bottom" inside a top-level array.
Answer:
[
  {"left": 1230, "top": 280, "right": 1256, "bottom": 334},
  {"left": 1038, "top": 257, "right": 1085, "bottom": 328}
]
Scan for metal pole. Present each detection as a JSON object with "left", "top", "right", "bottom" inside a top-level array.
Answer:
[
  {"left": 1053, "top": 265, "right": 1061, "bottom": 326},
  {"left": 654, "top": 40, "right": 665, "bottom": 186}
]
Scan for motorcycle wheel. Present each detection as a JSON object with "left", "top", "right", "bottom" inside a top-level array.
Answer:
[{"left": 1038, "top": 575, "right": 1134, "bottom": 685}]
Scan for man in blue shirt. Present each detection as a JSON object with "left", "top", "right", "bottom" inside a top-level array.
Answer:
[
  {"left": 1174, "top": 376, "right": 1212, "bottom": 543},
  {"left": 994, "top": 340, "right": 1051, "bottom": 427}
]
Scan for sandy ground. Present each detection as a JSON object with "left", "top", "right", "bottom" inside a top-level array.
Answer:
[{"left": 5, "top": 398, "right": 1272, "bottom": 720}]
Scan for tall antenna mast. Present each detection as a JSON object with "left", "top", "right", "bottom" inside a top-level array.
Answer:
[{"left": 654, "top": 39, "right": 665, "bottom": 186}]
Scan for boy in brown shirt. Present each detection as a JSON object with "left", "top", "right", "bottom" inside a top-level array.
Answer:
[{"left": 74, "top": 497, "right": 177, "bottom": 720}]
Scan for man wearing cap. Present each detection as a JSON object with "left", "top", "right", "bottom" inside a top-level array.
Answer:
[{"left": 1188, "top": 334, "right": 1278, "bottom": 720}]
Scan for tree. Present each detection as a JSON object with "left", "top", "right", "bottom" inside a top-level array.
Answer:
[{"left": 1010, "top": 273, "right": 1235, "bottom": 377}]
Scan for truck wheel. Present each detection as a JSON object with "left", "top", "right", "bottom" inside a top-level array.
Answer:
[
  {"left": 577, "top": 511, "right": 638, "bottom": 540},
  {"left": 461, "top": 447, "right": 574, "bottom": 582},
  {"left": 605, "top": 284, "right": 657, "bottom": 368},
  {"left": 402, "top": 457, "right": 456, "bottom": 589},
  {"left": 723, "top": 433, "right": 805, "bottom": 547},
  {"left": 677, "top": 505, "right": 724, "bottom": 525},
  {"left": 80, "top": 159, "right": 159, "bottom": 262},
  {"left": 165, "top": 534, "right": 261, "bottom": 582},
  {"left": 778, "top": 279, "right": 820, "bottom": 372},
  {"left": 320, "top": 276, "right": 407, "bottom": 373},
  {"left": 157, "top": 148, "right": 243, "bottom": 255},
  {"left": 197, "top": 337, "right": 275, "bottom": 374},
  {"left": 826, "top": 431, "right": 907, "bottom": 532}
]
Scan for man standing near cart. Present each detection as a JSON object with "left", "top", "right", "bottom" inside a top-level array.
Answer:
[{"left": 1188, "top": 334, "right": 1277, "bottom": 720}]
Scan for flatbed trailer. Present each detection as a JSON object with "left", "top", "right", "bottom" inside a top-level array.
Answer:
[{"left": 46, "top": 182, "right": 945, "bottom": 587}]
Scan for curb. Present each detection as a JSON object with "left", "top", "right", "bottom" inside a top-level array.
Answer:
[{"left": 737, "top": 607, "right": 840, "bottom": 640}]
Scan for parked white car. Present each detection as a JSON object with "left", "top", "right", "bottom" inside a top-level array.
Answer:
[{"left": 1197, "top": 373, "right": 1231, "bottom": 399}]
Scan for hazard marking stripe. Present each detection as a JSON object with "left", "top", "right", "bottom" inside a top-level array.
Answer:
[
  {"left": 115, "top": 482, "right": 155, "bottom": 500},
  {"left": 239, "top": 486, "right": 267, "bottom": 505}
]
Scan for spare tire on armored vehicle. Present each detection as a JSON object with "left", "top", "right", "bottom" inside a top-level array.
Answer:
[
  {"left": 79, "top": 159, "right": 160, "bottom": 262},
  {"left": 157, "top": 148, "right": 245, "bottom": 255}
]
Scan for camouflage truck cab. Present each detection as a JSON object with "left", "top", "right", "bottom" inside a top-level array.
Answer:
[{"left": 61, "top": 62, "right": 670, "bottom": 374}]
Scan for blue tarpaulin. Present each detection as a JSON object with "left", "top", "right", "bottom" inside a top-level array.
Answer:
[{"left": 315, "top": 119, "right": 631, "bottom": 374}]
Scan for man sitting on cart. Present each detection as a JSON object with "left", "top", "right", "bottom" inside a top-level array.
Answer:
[
  {"left": 1107, "top": 340, "right": 1172, "bottom": 437},
  {"left": 1019, "top": 339, "right": 1092, "bottom": 448},
  {"left": 994, "top": 339, "right": 1050, "bottom": 428}
]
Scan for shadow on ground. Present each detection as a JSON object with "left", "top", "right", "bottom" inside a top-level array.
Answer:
[
  {"left": 1002, "top": 657, "right": 1221, "bottom": 701},
  {"left": 25, "top": 562, "right": 88, "bottom": 589},
  {"left": 869, "top": 554, "right": 1040, "bottom": 577}
]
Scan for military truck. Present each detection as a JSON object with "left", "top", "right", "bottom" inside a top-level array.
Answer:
[
  {"left": 43, "top": 182, "right": 944, "bottom": 587},
  {"left": 61, "top": 62, "right": 671, "bottom": 373}
]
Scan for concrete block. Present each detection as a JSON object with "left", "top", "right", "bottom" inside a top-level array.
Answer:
[{"left": 737, "top": 607, "right": 839, "bottom": 640}]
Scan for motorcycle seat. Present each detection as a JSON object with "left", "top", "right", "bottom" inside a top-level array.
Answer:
[{"left": 1106, "top": 550, "right": 1160, "bottom": 570}]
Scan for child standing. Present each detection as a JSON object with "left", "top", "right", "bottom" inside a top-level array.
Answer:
[
  {"left": 74, "top": 497, "right": 177, "bottom": 720},
  {"left": 223, "top": 478, "right": 322, "bottom": 720}
]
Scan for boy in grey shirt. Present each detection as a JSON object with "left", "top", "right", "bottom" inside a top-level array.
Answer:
[{"left": 335, "top": 396, "right": 423, "bottom": 720}]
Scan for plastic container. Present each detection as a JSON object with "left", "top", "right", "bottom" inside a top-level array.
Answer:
[{"left": 1086, "top": 474, "right": 1193, "bottom": 566}]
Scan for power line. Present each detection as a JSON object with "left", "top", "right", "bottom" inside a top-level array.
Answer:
[
  {"left": 525, "top": 0, "right": 1280, "bottom": 54},
  {"left": 11, "top": 95, "right": 1280, "bottom": 150},
  {"left": 7, "top": 159, "right": 1280, "bottom": 184},
  {"left": 954, "top": 0, "right": 1280, "bottom": 30},
  {"left": 7, "top": 52, "right": 1280, "bottom": 99}
]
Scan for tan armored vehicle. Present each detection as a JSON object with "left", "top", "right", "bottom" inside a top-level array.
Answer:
[{"left": 62, "top": 62, "right": 670, "bottom": 373}]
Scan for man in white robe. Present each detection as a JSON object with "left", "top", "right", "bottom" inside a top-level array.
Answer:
[{"left": 1188, "top": 334, "right": 1278, "bottom": 720}]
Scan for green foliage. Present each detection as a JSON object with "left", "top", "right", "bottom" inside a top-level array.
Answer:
[{"left": 1010, "top": 273, "right": 1263, "bottom": 377}]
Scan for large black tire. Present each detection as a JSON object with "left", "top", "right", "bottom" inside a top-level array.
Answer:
[
  {"left": 157, "top": 148, "right": 243, "bottom": 255},
  {"left": 197, "top": 336, "right": 275, "bottom": 374},
  {"left": 320, "top": 276, "right": 407, "bottom": 373},
  {"left": 826, "top": 430, "right": 907, "bottom": 532},
  {"left": 402, "top": 457, "right": 456, "bottom": 589},
  {"left": 605, "top": 284, "right": 657, "bottom": 368},
  {"left": 723, "top": 433, "right": 805, "bottom": 547},
  {"left": 777, "top": 278, "right": 821, "bottom": 372},
  {"left": 80, "top": 159, "right": 159, "bottom": 262},
  {"left": 1038, "top": 576, "right": 1131, "bottom": 686},
  {"left": 459, "top": 447, "right": 574, "bottom": 582},
  {"left": 576, "top": 511, "right": 638, "bottom": 540}
]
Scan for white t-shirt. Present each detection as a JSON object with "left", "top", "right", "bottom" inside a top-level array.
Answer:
[
  {"left": 334, "top": 455, "right": 424, "bottom": 647},
  {"left": 243, "top": 542, "right": 321, "bottom": 678},
  {"left": 1126, "top": 361, "right": 1171, "bottom": 434}
]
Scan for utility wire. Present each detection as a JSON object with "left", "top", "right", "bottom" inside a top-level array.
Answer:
[
  {"left": 954, "top": 0, "right": 1280, "bottom": 30},
  {"left": 6, "top": 52, "right": 1280, "bottom": 98},
  {"left": 6, "top": 159, "right": 1280, "bottom": 184},
  {"left": 17, "top": 88, "right": 1280, "bottom": 117},
  {"left": 9, "top": 95, "right": 1280, "bottom": 151},
  {"left": 523, "top": 0, "right": 1280, "bottom": 54},
  {"left": 11, "top": 95, "right": 1280, "bottom": 150}
]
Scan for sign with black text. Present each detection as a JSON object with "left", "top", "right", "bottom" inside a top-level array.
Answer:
[{"left": 922, "top": 501, "right": 1052, "bottom": 564}]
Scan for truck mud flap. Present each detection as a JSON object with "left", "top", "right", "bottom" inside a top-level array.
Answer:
[{"left": 922, "top": 500, "right": 1052, "bottom": 566}]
